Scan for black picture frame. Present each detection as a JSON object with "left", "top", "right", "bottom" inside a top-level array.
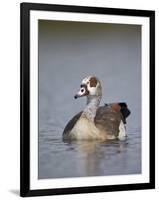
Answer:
[{"left": 20, "top": 2, "right": 155, "bottom": 197}]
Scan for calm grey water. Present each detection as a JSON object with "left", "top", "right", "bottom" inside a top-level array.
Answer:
[
  {"left": 38, "top": 21, "right": 141, "bottom": 179},
  {"left": 38, "top": 112, "right": 141, "bottom": 179}
]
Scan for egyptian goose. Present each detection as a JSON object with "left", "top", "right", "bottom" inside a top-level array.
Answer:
[{"left": 63, "top": 76, "right": 130, "bottom": 141}]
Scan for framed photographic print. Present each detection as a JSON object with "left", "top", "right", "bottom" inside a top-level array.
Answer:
[{"left": 20, "top": 2, "right": 155, "bottom": 197}]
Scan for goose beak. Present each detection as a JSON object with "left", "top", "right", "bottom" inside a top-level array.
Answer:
[{"left": 74, "top": 94, "right": 79, "bottom": 99}]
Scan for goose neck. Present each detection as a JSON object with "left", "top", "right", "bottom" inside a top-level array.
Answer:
[{"left": 82, "top": 95, "right": 101, "bottom": 121}]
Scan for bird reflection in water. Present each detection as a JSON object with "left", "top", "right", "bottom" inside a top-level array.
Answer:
[{"left": 63, "top": 139, "right": 128, "bottom": 177}]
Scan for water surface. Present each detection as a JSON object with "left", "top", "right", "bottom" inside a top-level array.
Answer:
[{"left": 38, "top": 117, "right": 141, "bottom": 178}]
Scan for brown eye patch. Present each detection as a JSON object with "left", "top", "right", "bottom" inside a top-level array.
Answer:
[
  {"left": 80, "top": 84, "right": 89, "bottom": 96},
  {"left": 89, "top": 77, "right": 97, "bottom": 87}
]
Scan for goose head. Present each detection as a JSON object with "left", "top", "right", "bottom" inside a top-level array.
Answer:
[{"left": 74, "top": 76, "right": 102, "bottom": 99}]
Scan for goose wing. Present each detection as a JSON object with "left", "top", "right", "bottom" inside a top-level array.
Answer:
[
  {"left": 63, "top": 111, "right": 82, "bottom": 137},
  {"left": 95, "top": 106, "right": 122, "bottom": 138}
]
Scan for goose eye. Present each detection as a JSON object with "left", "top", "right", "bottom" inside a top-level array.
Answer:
[{"left": 81, "top": 89, "right": 84, "bottom": 93}]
